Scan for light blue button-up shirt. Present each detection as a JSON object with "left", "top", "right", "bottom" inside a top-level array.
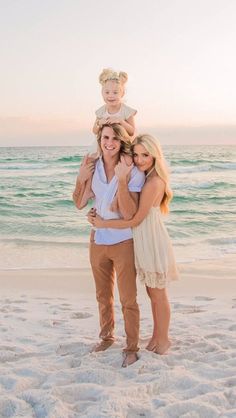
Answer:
[{"left": 92, "top": 158, "right": 145, "bottom": 245}]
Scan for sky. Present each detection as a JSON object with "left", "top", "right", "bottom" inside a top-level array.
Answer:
[{"left": 0, "top": 0, "right": 235, "bottom": 146}]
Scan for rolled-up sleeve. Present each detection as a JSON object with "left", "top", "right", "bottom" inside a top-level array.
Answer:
[{"left": 128, "top": 167, "right": 145, "bottom": 192}]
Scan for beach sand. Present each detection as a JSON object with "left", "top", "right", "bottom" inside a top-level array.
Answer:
[{"left": 0, "top": 256, "right": 236, "bottom": 418}]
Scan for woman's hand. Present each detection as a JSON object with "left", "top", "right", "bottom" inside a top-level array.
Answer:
[
  {"left": 115, "top": 155, "right": 133, "bottom": 182},
  {"left": 87, "top": 207, "right": 96, "bottom": 225},
  {"left": 87, "top": 208, "right": 105, "bottom": 228},
  {"left": 93, "top": 214, "right": 105, "bottom": 228},
  {"left": 78, "top": 155, "right": 95, "bottom": 183}
]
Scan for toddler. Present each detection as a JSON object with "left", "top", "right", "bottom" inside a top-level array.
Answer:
[
  {"left": 79, "top": 68, "right": 137, "bottom": 210},
  {"left": 93, "top": 68, "right": 136, "bottom": 137}
]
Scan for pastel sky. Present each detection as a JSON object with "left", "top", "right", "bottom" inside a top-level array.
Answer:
[{"left": 0, "top": 0, "right": 235, "bottom": 146}]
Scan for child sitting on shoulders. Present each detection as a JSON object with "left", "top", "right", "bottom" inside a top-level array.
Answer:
[
  {"left": 93, "top": 68, "right": 137, "bottom": 138},
  {"left": 78, "top": 68, "right": 137, "bottom": 210}
]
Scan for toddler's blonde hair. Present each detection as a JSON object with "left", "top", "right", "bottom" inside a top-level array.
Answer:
[{"left": 99, "top": 68, "right": 128, "bottom": 86}]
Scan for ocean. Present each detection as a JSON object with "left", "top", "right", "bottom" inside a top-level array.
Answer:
[{"left": 0, "top": 145, "right": 235, "bottom": 270}]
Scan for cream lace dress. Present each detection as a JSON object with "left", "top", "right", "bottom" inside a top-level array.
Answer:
[{"left": 132, "top": 206, "right": 179, "bottom": 288}]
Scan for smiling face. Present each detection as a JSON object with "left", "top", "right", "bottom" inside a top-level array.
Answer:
[
  {"left": 133, "top": 144, "right": 155, "bottom": 173},
  {"left": 100, "top": 126, "right": 121, "bottom": 158},
  {"left": 102, "top": 80, "right": 123, "bottom": 107}
]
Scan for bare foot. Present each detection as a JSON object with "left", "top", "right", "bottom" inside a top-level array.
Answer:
[
  {"left": 92, "top": 340, "right": 114, "bottom": 352},
  {"left": 154, "top": 340, "right": 171, "bottom": 355},
  {"left": 122, "top": 352, "right": 138, "bottom": 368},
  {"left": 146, "top": 338, "right": 158, "bottom": 352}
]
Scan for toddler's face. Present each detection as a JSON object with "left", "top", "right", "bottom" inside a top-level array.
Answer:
[{"left": 102, "top": 80, "right": 123, "bottom": 106}]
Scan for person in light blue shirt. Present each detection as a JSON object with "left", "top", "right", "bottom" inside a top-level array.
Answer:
[{"left": 73, "top": 124, "right": 144, "bottom": 367}]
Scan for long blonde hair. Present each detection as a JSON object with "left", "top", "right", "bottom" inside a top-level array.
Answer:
[{"left": 133, "top": 134, "right": 173, "bottom": 214}]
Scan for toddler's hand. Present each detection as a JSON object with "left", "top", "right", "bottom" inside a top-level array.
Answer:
[
  {"left": 98, "top": 118, "right": 108, "bottom": 127},
  {"left": 106, "top": 116, "right": 121, "bottom": 124}
]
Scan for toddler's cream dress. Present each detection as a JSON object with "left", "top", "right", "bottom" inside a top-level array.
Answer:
[
  {"left": 95, "top": 103, "right": 137, "bottom": 121},
  {"left": 90, "top": 104, "right": 137, "bottom": 154},
  {"left": 132, "top": 206, "right": 179, "bottom": 288}
]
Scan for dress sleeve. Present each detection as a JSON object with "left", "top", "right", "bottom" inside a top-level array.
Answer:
[
  {"left": 123, "top": 104, "right": 137, "bottom": 119},
  {"left": 95, "top": 105, "right": 106, "bottom": 119}
]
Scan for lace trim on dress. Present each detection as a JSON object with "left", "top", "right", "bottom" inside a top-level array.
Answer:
[{"left": 137, "top": 268, "right": 171, "bottom": 289}]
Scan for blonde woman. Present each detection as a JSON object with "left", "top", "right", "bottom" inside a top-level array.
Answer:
[{"left": 88, "top": 134, "right": 179, "bottom": 355}]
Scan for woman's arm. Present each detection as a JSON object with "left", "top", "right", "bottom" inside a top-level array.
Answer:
[
  {"left": 89, "top": 177, "right": 165, "bottom": 228},
  {"left": 115, "top": 156, "right": 138, "bottom": 220},
  {"left": 115, "top": 155, "right": 138, "bottom": 220}
]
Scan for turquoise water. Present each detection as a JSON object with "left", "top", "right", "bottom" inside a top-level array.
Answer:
[{"left": 0, "top": 145, "right": 235, "bottom": 269}]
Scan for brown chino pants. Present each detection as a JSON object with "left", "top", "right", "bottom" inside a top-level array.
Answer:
[{"left": 89, "top": 238, "right": 139, "bottom": 353}]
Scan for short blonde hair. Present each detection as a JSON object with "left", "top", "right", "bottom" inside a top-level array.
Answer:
[
  {"left": 99, "top": 68, "right": 128, "bottom": 86},
  {"left": 133, "top": 134, "right": 173, "bottom": 214}
]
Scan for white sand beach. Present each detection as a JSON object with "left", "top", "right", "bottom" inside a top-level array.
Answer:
[{"left": 0, "top": 256, "right": 236, "bottom": 418}]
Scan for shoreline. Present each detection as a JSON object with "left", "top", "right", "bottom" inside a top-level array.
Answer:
[{"left": 0, "top": 254, "right": 235, "bottom": 298}]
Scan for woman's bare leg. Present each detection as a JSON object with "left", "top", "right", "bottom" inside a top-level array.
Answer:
[
  {"left": 145, "top": 286, "right": 158, "bottom": 351},
  {"left": 145, "top": 286, "right": 171, "bottom": 354}
]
